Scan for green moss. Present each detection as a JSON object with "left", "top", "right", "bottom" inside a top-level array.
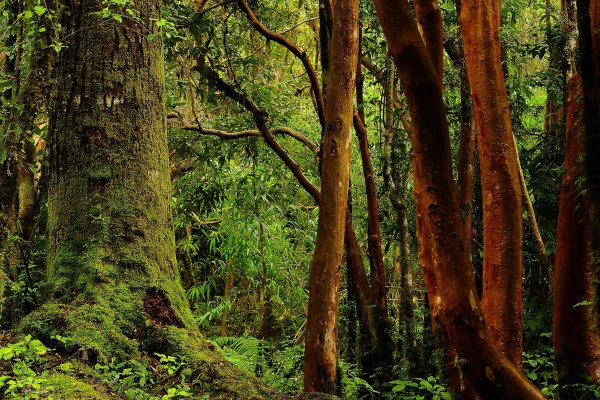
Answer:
[
  {"left": 0, "top": 268, "right": 6, "bottom": 316},
  {"left": 87, "top": 165, "right": 112, "bottom": 180},
  {"left": 45, "top": 373, "right": 112, "bottom": 400},
  {"left": 19, "top": 284, "right": 142, "bottom": 362}
]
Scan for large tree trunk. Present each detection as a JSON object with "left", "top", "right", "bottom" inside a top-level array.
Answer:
[
  {"left": 554, "top": 0, "right": 600, "bottom": 390},
  {"left": 16, "top": 2, "right": 312, "bottom": 398},
  {"left": 29, "top": 0, "right": 197, "bottom": 360},
  {"left": 553, "top": 71, "right": 600, "bottom": 390},
  {"left": 460, "top": 0, "right": 524, "bottom": 368},
  {"left": 304, "top": 0, "right": 359, "bottom": 393},
  {"left": 577, "top": 0, "right": 600, "bottom": 328},
  {"left": 372, "top": 0, "right": 544, "bottom": 398}
]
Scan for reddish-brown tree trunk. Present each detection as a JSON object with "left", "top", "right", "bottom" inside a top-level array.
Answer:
[
  {"left": 553, "top": 71, "right": 600, "bottom": 389},
  {"left": 353, "top": 114, "right": 388, "bottom": 323},
  {"left": 460, "top": 0, "right": 524, "bottom": 368},
  {"left": 450, "top": 0, "right": 476, "bottom": 261},
  {"left": 304, "top": 0, "right": 359, "bottom": 393},
  {"left": 354, "top": 46, "right": 388, "bottom": 326},
  {"left": 414, "top": 0, "right": 443, "bottom": 82},
  {"left": 373, "top": 0, "right": 544, "bottom": 398},
  {"left": 344, "top": 214, "right": 379, "bottom": 352},
  {"left": 578, "top": 0, "right": 600, "bottom": 327}
]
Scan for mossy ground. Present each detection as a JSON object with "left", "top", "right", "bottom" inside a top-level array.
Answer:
[
  {"left": 0, "top": 333, "right": 336, "bottom": 400},
  {"left": 43, "top": 372, "right": 114, "bottom": 400}
]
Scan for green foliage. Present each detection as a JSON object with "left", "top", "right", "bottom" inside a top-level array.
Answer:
[
  {"left": 0, "top": 336, "right": 197, "bottom": 400},
  {"left": 386, "top": 376, "right": 451, "bottom": 400},
  {"left": 0, "top": 335, "right": 50, "bottom": 399},
  {"left": 94, "top": 353, "right": 192, "bottom": 400},
  {"left": 523, "top": 348, "right": 559, "bottom": 397},
  {"left": 212, "top": 335, "right": 304, "bottom": 394},
  {"left": 339, "top": 361, "right": 379, "bottom": 399}
]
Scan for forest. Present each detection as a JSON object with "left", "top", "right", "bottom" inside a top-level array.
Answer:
[{"left": 0, "top": 0, "right": 599, "bottom": 398}]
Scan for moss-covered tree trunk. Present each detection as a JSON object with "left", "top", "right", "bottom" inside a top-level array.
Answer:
[
  {"left": 23, "top": 0, "right": 198, "bottom": 360},
  {"left": 16, "top": 2, "right": 331, "bottom": 399}
]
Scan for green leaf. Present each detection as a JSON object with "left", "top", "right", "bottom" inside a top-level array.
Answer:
[{"left": 33, "top": 6, "right": 46, "bottom": 15}]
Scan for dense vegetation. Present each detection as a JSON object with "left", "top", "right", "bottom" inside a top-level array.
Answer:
[{"left": 0, "top": 0, "right": 599, "bottom": 398}]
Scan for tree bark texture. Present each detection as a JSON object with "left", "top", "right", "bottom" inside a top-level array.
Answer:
[
  {"left": 553, "top": 71, "right": 600, "bottom": 389},
  {"left": 353, "top": 114, "right": 388, "bottom": 324},
  {"left": 577, "top": 0, "right": 600, "bottom": 327},
  {"left": 17, "top": 2, "right": 301, "bottom": 398},
  {"left": 304, "top": 0, "right": 359, "bottom": 393},
  {"left": 448, "top": 0, "right": 477, "bottom": 261},
  {"left": 36, "top": 0, "right": 197, "bottom": 359},
  {"left": 460, "top": 0, "right": 524, "bottom": 368},
  {"left": 373, "top": 0, "right": 545, "bottom": 398},
  {"left": 414, "top": 0, "right": 443, "bottom": 82}
]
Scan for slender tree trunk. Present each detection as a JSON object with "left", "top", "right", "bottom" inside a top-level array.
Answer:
[
  {"left": 345, "top": 215, "right": 378, "bottom": 350},
  {"left": 221, "top": 263, "right": 234, "bottom": 337},
  {"left": 1, "top": 0, "right": 55, "bottom": 318},
  {"left": 257, "top": 219, "right": 268, "bottom": 338},
  {"left": 373, "top": 0, "right": 545, "bottom": 398},
  {"left": 354, "top": 45, "right": 388, "bottom": 327},
  {"left": 353, "top": 115, "right": 388, "bottom": 325},
  {"left": 304, "top": 0, "right": 359, "bottom": 393},
  {"left": 460, "top": 0, "right": 524, "bottom": 368},
  {"left": 451, "top": 0, "right": 476, "bottom": 260},
  {"left": 381, "top": 60, "right": 415, "bottom": 363},
  {"left": 514, "top": 137, "right": 552, "bottom": 292}
]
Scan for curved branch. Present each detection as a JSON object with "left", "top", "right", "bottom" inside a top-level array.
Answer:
[
  {"left": 236, "top": 0, "right": 325, "bottom": 127},
  {"left": 182, "top": 125, "right": 319, "bottom": 155},
  {"left": 200, "top": 62, "right": 321, "bottom": 203},
  {"left": 361, "top": 56, "right": 384, "bottom": 81}
]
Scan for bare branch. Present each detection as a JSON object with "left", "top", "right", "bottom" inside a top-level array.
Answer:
[
  {"left": 182, "top": 124, "right": 320, "bottom": 156},
  {"left": 199, "top": 61, "right": 321, "bottom": 204},
  {"left": 236, "top": 0, "right": 325, "bottom": 128}
]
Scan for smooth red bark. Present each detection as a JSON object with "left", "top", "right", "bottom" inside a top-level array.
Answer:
[
  {"left": 460, "top": 0, "right": 524, "bottom": 368},
  {"left": 554, "top": 72, "right": 600, "bottom": 387},
  {"left": 303, "top": 0, "right": 359, "bottom": 392},
  {"left": 372, "top": 0, "right": 544, "bottom": 398}
]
